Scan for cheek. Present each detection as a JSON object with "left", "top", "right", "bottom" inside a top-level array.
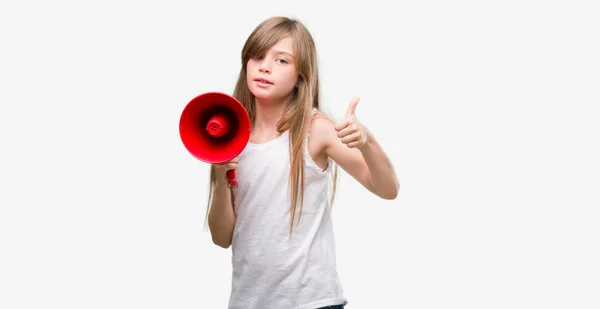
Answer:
[
  {"left": 246, "top": 60, "right": 257, "bottom": 75},
  {"left": 246, "top": 64, "right": 256, "bottom": 85},
  {"left": 282, "top": 69, "right": 299, "bottom": 86},
  {"left": 245, "top": 63, "right": 253, "bottom": 78},
  {"left": 286, "top": 77, "right": 298, "bottom": 90}
]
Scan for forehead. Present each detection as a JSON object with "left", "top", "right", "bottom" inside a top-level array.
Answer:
[{"left": 265, "top": 36, "right": 295, "bottom": 56}]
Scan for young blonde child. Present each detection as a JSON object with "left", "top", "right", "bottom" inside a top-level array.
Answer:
[{"left": 206, "top": 16, "right": 399, "bottom": 309}]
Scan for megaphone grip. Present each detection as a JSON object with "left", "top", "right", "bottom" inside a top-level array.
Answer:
[{"left": 226, "top": 170, "right": 238, "bottom": 188}]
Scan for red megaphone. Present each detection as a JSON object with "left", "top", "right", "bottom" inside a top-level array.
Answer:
[{"left": 179, "top": 92, "right": 251, "bottom": 188}]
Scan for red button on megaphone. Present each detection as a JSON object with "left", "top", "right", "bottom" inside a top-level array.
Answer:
[{"left": 179, "top": 92, "right": 251, "bottom": 188}]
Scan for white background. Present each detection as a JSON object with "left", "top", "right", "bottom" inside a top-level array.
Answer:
[{"left": 1, "top": 0, "right": 599, "bottom": 308}]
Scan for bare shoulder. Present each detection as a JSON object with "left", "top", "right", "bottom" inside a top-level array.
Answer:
[
  {"left": 309, "top": 112, "right": 337, "bottom": 148},
  {"left": 307, "top": 112, "right": 338, "bottom": 168}
]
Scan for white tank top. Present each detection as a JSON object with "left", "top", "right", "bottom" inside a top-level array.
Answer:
[{"left": 228, "top": 111, "right": 347, "bottom": 309}]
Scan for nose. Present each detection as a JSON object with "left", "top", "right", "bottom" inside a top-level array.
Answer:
[{"left": 259, "top": 58, "right": 271, "bottom": 74}]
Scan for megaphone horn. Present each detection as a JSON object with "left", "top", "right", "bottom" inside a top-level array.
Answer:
[{"left": 179, "top": 92, "right": 251, "bottom": 188}]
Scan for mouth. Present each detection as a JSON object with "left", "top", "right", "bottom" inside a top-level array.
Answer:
[{"left": 254, "top": 77, "right": 273, "bottom": 85}]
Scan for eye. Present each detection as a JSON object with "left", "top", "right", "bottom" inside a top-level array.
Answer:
[{"left": 276, "top": 58, "right": 288, "bottom": 65}]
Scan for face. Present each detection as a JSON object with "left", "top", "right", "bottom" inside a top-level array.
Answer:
[{"left": 246, "top": 36, "right": 298, "bottom": 103}]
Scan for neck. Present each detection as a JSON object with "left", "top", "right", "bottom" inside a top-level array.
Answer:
[{"left": 253, "top": 97, "right": 288, "bottom": 133}]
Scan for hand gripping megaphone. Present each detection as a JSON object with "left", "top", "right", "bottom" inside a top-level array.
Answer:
[{"left": 179, "top": 92, "right": 251, "bottom": 188}]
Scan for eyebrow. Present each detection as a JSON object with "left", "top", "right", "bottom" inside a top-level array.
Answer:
[{"left": 273, "top": 50, "right": 294, "bottom": 57}]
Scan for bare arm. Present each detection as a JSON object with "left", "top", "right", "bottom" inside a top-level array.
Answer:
[
  {"left": 207, "top": 161, "right": 238, "bottom": 248},
  {"left": 354, "top": 129, "right": 399, "bottom": 199},
  {"left": 313, "top": 98, "right": 399, "bottom": 199}
]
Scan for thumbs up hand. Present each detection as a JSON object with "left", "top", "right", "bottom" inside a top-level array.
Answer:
[{"left": 334, "top": 97, "right": 369, "bottom": 149}]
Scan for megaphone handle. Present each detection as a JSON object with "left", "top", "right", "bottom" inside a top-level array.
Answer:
[{"left": 226, "top": 170, "right": 238, "bottom": 188}]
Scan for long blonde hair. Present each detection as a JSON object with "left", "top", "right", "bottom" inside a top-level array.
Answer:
[{"left": 206, "top": 16, "right": 338, "bottom": 235}]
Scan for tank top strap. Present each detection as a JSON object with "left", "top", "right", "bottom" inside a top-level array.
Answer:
[{"left": 307, "top": 107, "right": 324, "bottom": 137}]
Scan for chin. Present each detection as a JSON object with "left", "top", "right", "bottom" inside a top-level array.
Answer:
[
  {"left": 250, "top": 90, "right": 268, "bottom": 100},
  {"left": 249, "top": 87, "right": 274, "bottom": 101}
]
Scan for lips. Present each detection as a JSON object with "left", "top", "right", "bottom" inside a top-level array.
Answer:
[{"left": 254, "top": 77, "right": 273, "bottom": 85}]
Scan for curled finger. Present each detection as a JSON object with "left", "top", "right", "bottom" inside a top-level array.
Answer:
[{"left": 341, "top": 132, "right": 361, "bottom": 145}]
